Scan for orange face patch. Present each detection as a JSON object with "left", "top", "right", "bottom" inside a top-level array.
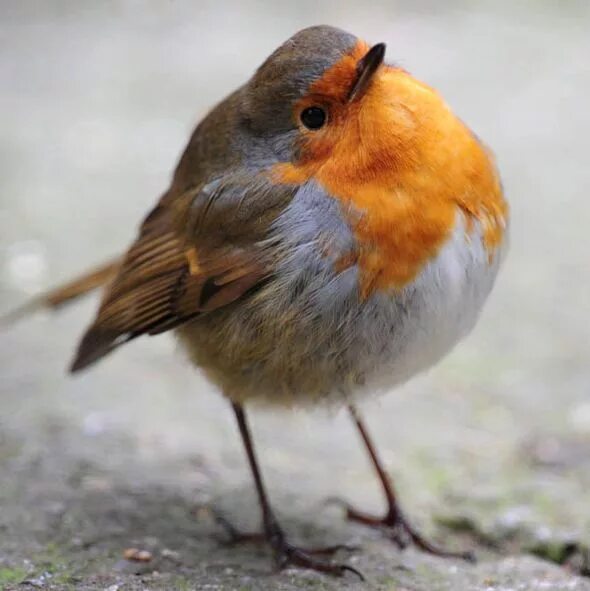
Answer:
[{"left": 273, "top": 41, "right": 508, "bottom": 297}]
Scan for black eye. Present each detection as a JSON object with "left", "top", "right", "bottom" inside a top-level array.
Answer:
[{"left": 300, "top": 106, "right": 326, "bottom": 130}]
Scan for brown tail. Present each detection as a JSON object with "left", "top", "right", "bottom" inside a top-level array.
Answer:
[{"left": 0, "top": 258, "right": 120, "bottom": 326}]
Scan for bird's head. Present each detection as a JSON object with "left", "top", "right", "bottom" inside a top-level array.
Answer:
[{"left": 239, "top": 25, "right": 506, "bottom": 292}]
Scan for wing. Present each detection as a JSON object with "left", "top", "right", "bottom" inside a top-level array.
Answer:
[{"left": 71, "top": 172, "right": 295, "bottom": 372}]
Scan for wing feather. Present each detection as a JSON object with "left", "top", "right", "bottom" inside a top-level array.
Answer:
[{"left": 71, "top": 176, "right": 291, "bottom": 372}]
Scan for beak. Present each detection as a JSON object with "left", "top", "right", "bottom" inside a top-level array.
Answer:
[{"left": 348, "top": 43, "right": 386, "bottom": 102}]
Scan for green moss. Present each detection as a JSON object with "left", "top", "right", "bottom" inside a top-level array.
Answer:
[
  {"left": 50, "top": 570, "right": 77, "bottom": 587},
  {"left": 172, "top": 577, "right": 195, "bottom": 591},
  {"left": 376, "top": 576, "right": 399, "bottom": 589},
  {"left": 0, "top": 567, "right": 27, "bottom": 589},
  {"left": 25, "top": 542, "right": 78, "bottom": 588},
  {"left": 529, "top": 539, "right": 576, "bottom": 565}
]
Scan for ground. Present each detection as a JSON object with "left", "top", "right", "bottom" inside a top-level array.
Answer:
[
  {"left": 1, "top": 2, "right": 590, "bottom": 590},
  {"left": 1, "top": 329, "right": 590, "bottom": 590}
]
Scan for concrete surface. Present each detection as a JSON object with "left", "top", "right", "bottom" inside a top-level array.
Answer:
[{"left": 1, "top": 1, "right": 590, "bottom": 590}]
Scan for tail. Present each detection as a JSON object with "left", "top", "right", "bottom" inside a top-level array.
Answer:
[{"left": 0, "top": 258, "right": 120, "bottom": 326}]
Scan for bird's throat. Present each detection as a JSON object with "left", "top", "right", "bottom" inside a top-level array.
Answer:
[{"left": 274, "top": 51, "right": 507, "bottom": 297}]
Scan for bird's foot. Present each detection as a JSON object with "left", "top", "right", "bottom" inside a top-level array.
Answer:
[
  {"left": 211, "top": 509, "right": 363, "bottom": 578},
  {"left": 265, "top": 517, "right": 364, "bottom": 579},
  {"left": 327, "top": 498, "right": 474, "bottom": 562},
  {"left": 210, "top": 510, "right": 265, "bottom": 545}
]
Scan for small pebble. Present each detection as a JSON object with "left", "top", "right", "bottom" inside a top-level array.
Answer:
[{"left": 123, "top": 547, "right": 153, "bottom": 562}]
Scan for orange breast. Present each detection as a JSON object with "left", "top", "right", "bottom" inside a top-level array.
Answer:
[{"left": 273, "top": 43, "right": 508, "bottom": 298}]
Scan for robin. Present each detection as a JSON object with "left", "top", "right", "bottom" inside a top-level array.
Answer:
[{"left": 4, "top": 25, "right": 508, "bottom": 577}]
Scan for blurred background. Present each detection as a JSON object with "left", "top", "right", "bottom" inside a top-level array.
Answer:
[{"left": 1, "top": 1, "right": 589, "bottom": 589}]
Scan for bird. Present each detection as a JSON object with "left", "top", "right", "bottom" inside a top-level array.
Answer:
[{"left": 3, "top": 25, "right": 508, "bottom": 577}]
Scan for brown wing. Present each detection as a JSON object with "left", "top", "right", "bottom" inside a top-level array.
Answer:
[{"left": 71, "top": 176, "right": 293, "bottom": 372}]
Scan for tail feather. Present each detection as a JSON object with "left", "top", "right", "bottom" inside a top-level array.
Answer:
[{"left": 0, "top": 258, "right": 120, "bottom": 326}]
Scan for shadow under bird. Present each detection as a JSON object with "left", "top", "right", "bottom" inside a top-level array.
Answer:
[{"left": 4, "top": 25, "right": 509, "bottom": 577}]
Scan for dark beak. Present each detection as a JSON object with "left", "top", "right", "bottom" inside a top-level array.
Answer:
[{"left": 348, "top": 43, "right": 386, "bottom": 102}]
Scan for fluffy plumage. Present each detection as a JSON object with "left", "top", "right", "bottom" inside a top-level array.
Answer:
[
  {"left": 3, "top": 25, "right": 510, "bottom": 573},
  {"left": 64, "top": 25, "right": 507, "bottom": 408}
]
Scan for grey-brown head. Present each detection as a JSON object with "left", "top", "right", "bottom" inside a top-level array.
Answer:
[{"left": 237, "top": 25, "right": 387, "bottom": 164}]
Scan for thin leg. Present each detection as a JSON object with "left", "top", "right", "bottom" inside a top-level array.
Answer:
[
  {"left": 337, "top": 404, "right": 473, "bottom": 561},
  {"left": 231, "top": 403, "right": 363, "bottom": 578}
]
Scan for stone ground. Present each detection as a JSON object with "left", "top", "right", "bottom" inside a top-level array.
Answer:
[{"left": 1, "top": 1, "right": 590, "bottom": 590}]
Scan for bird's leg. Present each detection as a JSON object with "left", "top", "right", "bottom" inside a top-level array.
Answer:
[
  {"left": 230, "top": 403, "right": 362, "bottom": 578},
  {"left": 333, "top": 404, "right": 473, "bottom": 561}
]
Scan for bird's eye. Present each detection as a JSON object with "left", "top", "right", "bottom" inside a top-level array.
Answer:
[{"left": 300, "top": 106, "right": 327, "bottom": 130}]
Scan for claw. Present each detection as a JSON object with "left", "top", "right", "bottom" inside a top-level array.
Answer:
[
  {"left": 211, "top": 510, "right": 265, "bottom": 545},
  {"left": 202, "top": 505, "right": 362, "bottom": 575},
  {"left": 322, "top": 496, "right": 349, "bottom": 509},
  {"left": 276, "top": 541, "right": 364, "bottom": 580},
  {"left": 303, "top": 543, "right": 359, "bottom": 555},
  {"left": 331, "top": 498, "right": 475, "bottom": 562}
]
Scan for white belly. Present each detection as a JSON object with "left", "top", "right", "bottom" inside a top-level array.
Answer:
[{"left": 358, "top": 213, "right": 507, "bottom": 397}]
